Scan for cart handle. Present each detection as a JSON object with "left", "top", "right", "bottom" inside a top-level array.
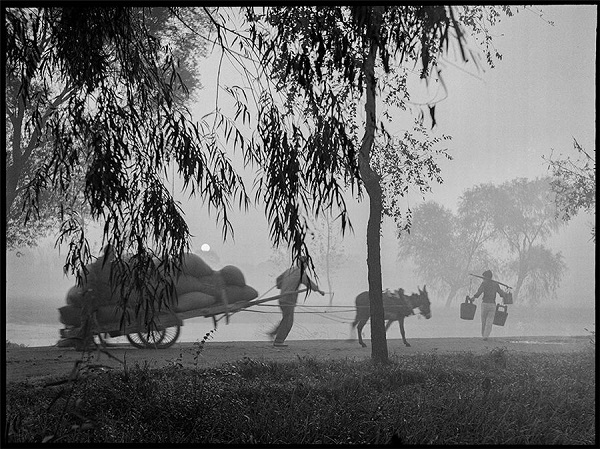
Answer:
[{"left": 247, "top": 288, "right": 308, "bottom": 306}]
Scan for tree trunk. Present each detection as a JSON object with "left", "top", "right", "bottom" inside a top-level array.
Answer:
[
  {"left": 444, "top": 285, "right": 459, "bottom": 308},
  {"left": 6, "top": 97, "right": 26, "bottom": 218},
  {"left": 358, "top": 39, "right": 388, "bottom": 364},
  {"left": 325, "top": 214, "right": 334, "bottom": 307},
  {"left": 513, "top": 271, "right": 526, "bottom": 303},
  {"left": 513, "top": 249, "right": 529, "bottom": 302},
  {"left": 7, "top": 85, "right": 74, "bottom": 218},
  {"left": 6, "top": 164, "right": 21, "bottom": 218}
]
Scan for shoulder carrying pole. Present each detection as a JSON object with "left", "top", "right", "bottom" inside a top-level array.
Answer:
[{"left": 469, "top": 273, "right": 513, "bottom": 289}]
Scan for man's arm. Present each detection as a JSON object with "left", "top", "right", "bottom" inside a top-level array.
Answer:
[
  {"left": 472, "top": 283, "right": 484, "bottom": 299},
  {"left": 473, "top": 282, "right": 483, "bottom": 299},
  {"left": 496, "top": 284, "right": 506, "bottom": 299},
  {"left": 302, "top": 273, "right": 325, "bottom": 295}
]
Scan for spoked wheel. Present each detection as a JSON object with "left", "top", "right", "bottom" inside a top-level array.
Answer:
[
  {"left": 126, "top": 325, "right": 181, "bottom": 349},
  {"left": 153, "top": 325, "right": 180, "bottom": 349},
  {"left": 126, "top": 332, "right": 148, "bottom": 349}
]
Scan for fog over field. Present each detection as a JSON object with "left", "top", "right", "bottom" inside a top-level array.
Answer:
[
  {"left": 4, "top": 5, "right": 596, "bottom": 347},
  {"left": 5, "top": 214, "right": 595, "bottom": 347}
]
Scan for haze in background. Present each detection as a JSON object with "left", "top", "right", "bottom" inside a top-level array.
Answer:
[{"left": 5, "top": 5, "right": 595, "bottom": 346}]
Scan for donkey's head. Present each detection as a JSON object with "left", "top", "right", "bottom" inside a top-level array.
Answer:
[{"left": 416, "top": 285, "right": 432, "bottom": 319}]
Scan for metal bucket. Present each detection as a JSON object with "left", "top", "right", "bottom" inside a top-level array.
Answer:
[
  {"left": 503, "top": 292, "right": 513, "bottom": 304},
  {"left": 460, "top": 296, "right": 477, "bottom": 320},
  {"left": 493, "top": 304, "right": 508, "bottom": 326}
]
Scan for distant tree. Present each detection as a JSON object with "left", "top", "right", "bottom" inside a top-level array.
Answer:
[
  {"left": 398, "top": 200, "right": 497, "bottom": 307},
  {"left": 505, "top": 245, "right": 565, "bottom": 305},
  {"left": 455, "top": 183, "right": 503, "bottom": 279},
  {"left": 399, "top": 178, "right": 566, "bottom": 306},
  {"left": 307, "top": 216, "right": 347, "bottom": 305},
  {"left": 488, "top": 177, "right": 566, "bottom": 302},
  {"left": 544, "top": 138, "right": 596, "bottom": 242},
  {"left": 267, "top": 216, "right": 346, "bottom": 305},
  {"left": 398, "top": 202, "right": 460, "bottom": 303}
]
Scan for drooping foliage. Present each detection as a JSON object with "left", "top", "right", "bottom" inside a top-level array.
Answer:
[
  {"left": 5, "top": 7, "right": 215, "bottom": 246},
  {"left": 230, "top": 7, "right": 473, "bottom": 258},
  {"left": 506, "top": 245, "right": 565, "bottom": 305},
  {"left": 5, "top": 6, "right": 511, "bottom": 355},
  {"left": 228, "top": 6, "right": 474, "bottom": 362},
  {"left": 490, "top": 177, "right": 566, "bottom": 301},
  {"left": 371, "top": 126, "right": 453, "bottom": 233},
  {"left": 5, "top": 7, "right": 248, "bottom": 333},
  {"left": 545, "top": 138, "right": 596, "bottom": 242},
  {"left": 398, "top": 200, "right": 495, "bottom": 307}
]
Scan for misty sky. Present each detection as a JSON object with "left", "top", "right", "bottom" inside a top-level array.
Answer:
[{"left": 6, "top": 5, "right": 596, "bottom": 312}]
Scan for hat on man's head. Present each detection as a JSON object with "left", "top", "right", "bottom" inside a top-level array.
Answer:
[{"left": 482, "top": 270, "right": 493, "bottom": 279}]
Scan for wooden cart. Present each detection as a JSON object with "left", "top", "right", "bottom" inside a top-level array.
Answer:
[{"left": 61, "top": 289, "right": 306, "bottom": 349}]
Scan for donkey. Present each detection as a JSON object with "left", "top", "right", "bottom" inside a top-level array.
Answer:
[{"left": 351, "top": 286, "right": 432, "bottom": 348}]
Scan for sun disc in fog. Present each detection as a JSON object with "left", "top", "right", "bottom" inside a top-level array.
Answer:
[{"left": 200, "top": 243, "right": 211, "bottom": 252}]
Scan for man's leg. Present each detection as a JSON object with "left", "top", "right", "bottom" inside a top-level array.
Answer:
[
  {"left": 268, "top": 322, "right": 279, "bottom": 340},
  {"left": 480, "top": 303, "right": 489, "bottom": 336},
  {"left": 274, "top": 304, "right": 294, "bottom": 345},
  {"left": 268, "top": 299, "right": 287, "bottom": 339},
  {"left": 482, "top": 303, "right": 495, "bottom": 339}
]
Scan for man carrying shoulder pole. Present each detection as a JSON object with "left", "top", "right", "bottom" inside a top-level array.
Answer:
[{"left": 471, "top": 270, "right": 510, "bottom": 341}]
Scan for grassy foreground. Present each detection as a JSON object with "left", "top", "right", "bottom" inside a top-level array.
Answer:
[{"left": 4, "top": 345, "right": 595, "bottom": 445}]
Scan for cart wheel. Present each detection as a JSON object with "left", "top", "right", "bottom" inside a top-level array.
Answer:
[
  {"left": 127, "top": 325, "right": 181, "bottom": 349},
  {"left": 140, "top": 328, "right": 167, "bottom": 349},
  {"left": 153, "top": 325, "right": 180, "bottom": 349},
  {"left": 126, "top": 332, "right": 149, "bottom": 349}
]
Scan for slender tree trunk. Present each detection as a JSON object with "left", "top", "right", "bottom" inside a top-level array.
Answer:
[
  {"left": 325, "top": 214, "right": 334, "bottom": 307},
  {"left": 6, "top": 97, "right": 26, "bottom": 218},
  {"left": 513, "top": 271, "right": 526, "bottom": 303},
  {"left": 6, "top": 85, "right": 74, "bottom": 218},
  {"left": 6, "top": 165, "right": 22, "bottom": 218},
  {"left": 359, "top": 39, "right": 388, "bottom": 364},
  {"left": 513, "top": 249, "right": 528, "bottom": 302},
  {"left": 444, "top": 285, "right": 459, "bottom": 308}
]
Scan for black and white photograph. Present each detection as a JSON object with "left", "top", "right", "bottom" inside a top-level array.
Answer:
[{"left": 4, "top": 4, "right": 595, "bottom": 445}]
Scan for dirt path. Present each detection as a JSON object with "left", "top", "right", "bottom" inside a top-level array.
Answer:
[{"left": 5, "top": 336, "right": 591, "bottom": 385}]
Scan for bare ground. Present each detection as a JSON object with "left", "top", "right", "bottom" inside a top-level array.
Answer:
[{"left": 5, "top": 335, "right": 591, "bottom": 385}]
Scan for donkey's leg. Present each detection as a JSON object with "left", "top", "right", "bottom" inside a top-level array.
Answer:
[
  {"left": 349, "top": 318, "right": 359, "bottom": 341},
  {"left": 385, "top": 320, "right": 394, "bottom": 341},
  {"left": 399, "top": 317, "right": 411, "bottom": 347},
  {"left": 348, "top": 323, "right": 355, "bottom": 341},
  {"left": 356, "top": 319, "right": 368, "bottom": 348}
]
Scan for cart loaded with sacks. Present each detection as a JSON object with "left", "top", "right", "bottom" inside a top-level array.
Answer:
[{"left": 57, "top": 252, "right": 300, "bottom": 349}]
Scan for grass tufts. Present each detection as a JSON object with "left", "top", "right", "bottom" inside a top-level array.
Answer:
[{"left": 5, "top": 347, "right": 595, "bottom": 444}]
